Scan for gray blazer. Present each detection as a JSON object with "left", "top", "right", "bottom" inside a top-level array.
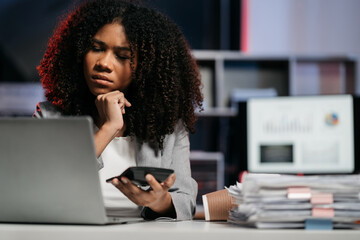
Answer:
[{"left": 34, "top": 101, "right": 197, "bottom": 220}]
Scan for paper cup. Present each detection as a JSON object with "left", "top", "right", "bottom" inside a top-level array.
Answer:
[{"left": 202, "top": 189, "right": 234, "bottom": 221}]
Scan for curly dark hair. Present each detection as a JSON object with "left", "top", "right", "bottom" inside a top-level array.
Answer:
[{"left": 38, "top": 0, "right": 203, "bottom": 151}]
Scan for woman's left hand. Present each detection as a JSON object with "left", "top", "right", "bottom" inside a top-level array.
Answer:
[{"left": 111, "top": 173, "right": 176, "bottom": 214}]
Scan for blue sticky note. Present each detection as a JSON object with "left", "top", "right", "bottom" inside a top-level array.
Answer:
[{"left": 305, "top": 219, "right": 333, "bottom": 230}]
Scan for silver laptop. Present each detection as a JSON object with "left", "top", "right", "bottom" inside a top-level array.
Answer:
[{"left": 0, "top": 117, "right": 143, "bottom": 224}]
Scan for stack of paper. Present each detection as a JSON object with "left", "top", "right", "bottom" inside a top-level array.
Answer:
[{"left": 227, "top": 173, "right": 360, "bottom": 229}]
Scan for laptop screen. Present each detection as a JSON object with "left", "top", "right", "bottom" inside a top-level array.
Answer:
[{"left": 247, "top": 95, "right": 354, "bottom": 173}]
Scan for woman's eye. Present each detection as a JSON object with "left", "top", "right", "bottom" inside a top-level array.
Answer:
[
  {"left": 91, "top": 46, "right": 102, "bottom": 52},
  {"left": 116, "top": 55, "right": 130, "bottom": 60}
]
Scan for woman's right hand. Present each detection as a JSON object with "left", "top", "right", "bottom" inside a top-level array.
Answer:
[
  {"left": 94, "top": 91, "right": 131, "bottom": 157},
  {"left": 95, "top": 90, "right": 131, "bottom": 135}
]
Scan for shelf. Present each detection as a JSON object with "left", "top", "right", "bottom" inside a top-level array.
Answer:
[
  {"left": 192, "top": 50, "right": 358, "bottom": 109},
  {"left": 196, "top": 107, "right": 237, "bottom": 117}
]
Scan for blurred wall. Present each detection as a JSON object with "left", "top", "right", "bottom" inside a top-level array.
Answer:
[
  {"left": 247, "top": 0, "right": 360, "bottom": 55},
  {"left": 247, "top": 0, "right": 360, "bottom": 54},
  {"left": 246, "top": 0, "right": 360, "bottom": 92}
]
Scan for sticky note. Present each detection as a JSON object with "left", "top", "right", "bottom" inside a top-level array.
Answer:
[{"left": 305, "top": 219, "right": 333, "bottom": 230}]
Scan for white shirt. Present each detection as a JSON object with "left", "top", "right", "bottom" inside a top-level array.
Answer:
[{"left": 98, "top": 135, "right": 141, "bottom": 217}]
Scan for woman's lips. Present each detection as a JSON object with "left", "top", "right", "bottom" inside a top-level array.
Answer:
[
  {"left": 92, "top": 74, "right": 112, "bottom": 82},
  {"left": 91, "top": 74, "right": 113, "bottom": 86}
]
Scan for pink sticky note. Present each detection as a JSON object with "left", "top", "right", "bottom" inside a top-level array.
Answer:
[
  {"left": 311, "top": 193, "right": 333, "bottom": 205},
  {"left": 312, "top": 208, "right": 335, "bottom": 218},
  {"left": 287, "top": 187, "right": 311, "bottom": 199}
]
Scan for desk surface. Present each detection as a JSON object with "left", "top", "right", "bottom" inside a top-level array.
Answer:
[{"left": 0, "top": 221, "right": 359, "bottom": 240}]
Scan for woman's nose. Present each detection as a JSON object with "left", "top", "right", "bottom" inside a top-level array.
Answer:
[{"left": 95, "top": 52, "right": 113, "bottom": 72}]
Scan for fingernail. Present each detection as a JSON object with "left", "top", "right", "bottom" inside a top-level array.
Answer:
[
  {"left": 145, "top": 174, "right": 152, "bottom": 181},
  {"left": 121, "top": 177, "right": 128, "bottom": 184},
  {"left": 112, "top": 178, "right": 119, "bottom": 186}
]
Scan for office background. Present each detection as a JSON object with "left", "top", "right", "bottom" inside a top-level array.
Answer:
[{"left": 1, "top": 0, "right": 360, "bottom": 187}]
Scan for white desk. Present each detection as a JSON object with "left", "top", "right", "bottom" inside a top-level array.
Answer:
[{"left": 0, "top": 221, "right": 359, "bottom": 240}]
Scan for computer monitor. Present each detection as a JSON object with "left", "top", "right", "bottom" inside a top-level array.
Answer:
[{"left": 247, "top": 95, "right": 354, "bottom": 173}]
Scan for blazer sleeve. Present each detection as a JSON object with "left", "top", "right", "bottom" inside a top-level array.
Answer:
[
  {"left": 32, "top": 101, "right": 62, "bottom": 118},
  {"left": 168, "top": 123, "right": 197, "bottom": 220},
  {"left": 141, "top": 121, "right": 197, "bottom": 221}
]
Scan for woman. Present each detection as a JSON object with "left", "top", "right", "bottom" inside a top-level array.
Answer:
[{"left": 34, "top": 0, "right": 203, "bottom": 220}]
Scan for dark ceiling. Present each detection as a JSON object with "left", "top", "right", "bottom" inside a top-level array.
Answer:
[
  {"left": 0, "top": 0, "right": 239, "bottom": 83},
  {"left": 0, "top": 0, "right": 78, "bottom": 82}
]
